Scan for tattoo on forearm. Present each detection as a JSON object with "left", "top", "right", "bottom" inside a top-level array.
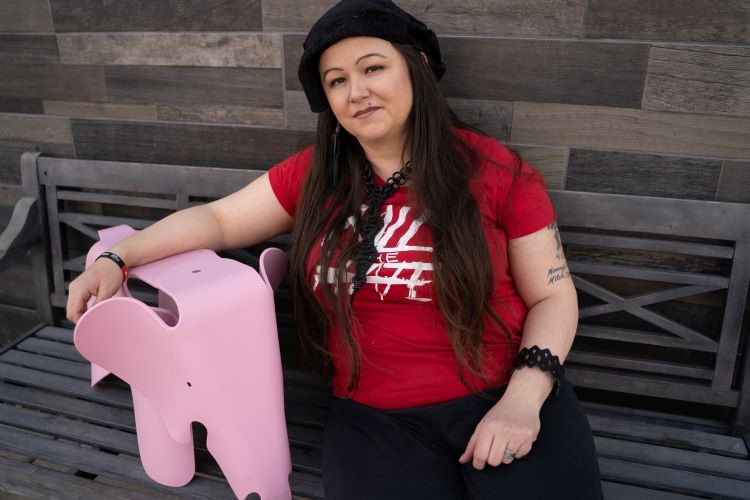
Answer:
[{"left": 546, "top": 221, "right": 570, "bottom": 285}]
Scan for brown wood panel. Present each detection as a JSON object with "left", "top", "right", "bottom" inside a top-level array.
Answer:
[
  {"left": 57, "top": 33, "right": 282, "bottom": 69},
  {"left": 0, "top": 140, "right": 74, "bottom": 185},
  {"left": 643, "top": 45, "right": 750, "bottom": 118},
  {"left": 71, "top": 119, "right": 315, "bottom": 170},
  {"left": 585, "top": 0, "right": 750, "bottom": 44},
  {"left": 508, "top": 144, "right": 567, "bottom": 189},
  {"left": 0, "top": 304, "right": 38, "bottom": 351},
  {"left": 105, "top": 66, "right": 283, "bottom": 108},
  {"left": 566, "top": 149, "right": 721, "bottom": 200},
  {"left": 0, "top": 0, "right": 54, "bottom": 32},
  {"left": 50, "top": 0, "right": 261, "bottom": 32},
  {"left": 0, "top": 35, "right": 59, "bottom": 64},
  {"left": 157, "top": 105, "right": 284, "bottom": 127},
  {"left": 0, "top": 64, "right": 107, "bottom": 102},
  {"left": 439, "top": 38, "right": 649, "bottom": 108},
  {"left": 716, "top": 160, "right": 750, "bottom": 203},
  {"left": 0, "top": 114, "right": 72, "bottom": 146},
  {"left": 512, "top": 102, "right": 750, "bottom": 159},
  {"left": 43, "top": 101, "right": 157, "bottom": 121},
  {"left": 0, "top": 97, "right": 44, "bottom": 115},
  {"left": 447, "top": 98, "right": 512, "bottom": 142},
  {"left": 263, "top": 0, "right": 585, "bottom": 36}
]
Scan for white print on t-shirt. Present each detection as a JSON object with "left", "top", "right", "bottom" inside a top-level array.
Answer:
[{"left": 313, "top": 205, "right": 433, "bottom": 302}]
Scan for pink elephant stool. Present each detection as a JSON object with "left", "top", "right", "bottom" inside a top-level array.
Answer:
[{"left": 74, "top": 224, "right": 292, "bottom": 500}]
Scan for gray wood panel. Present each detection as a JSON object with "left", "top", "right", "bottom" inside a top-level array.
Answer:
[
  {"left": 0, "top": 0, "right": 54, "bottom": 32},
  {"left": 0, "top": 140, "right": 74, "bottom": 184},
  {"left": 0, "top": 97, "right": 44, "bottom": 115},
  {"left": 0, "top": 64, "right": 107, "bottom": 102},
  {"left": 643, "top": 45, "right": 750, "bottom": 118},
  {"left": 105, "top": 66, "right": 283, "bottom": 108},
  {"left": 285, "top": 91, "right": 318, "bottom": 130},
  {"left": 585, "top": 0, "right": 750, "bottom": 44},
  {"left": 439, "top": 38, "right": 649, "bottom": 108},
  {"left": 263, "top": 0, "right": 585, "bottom": 37},
  {"left": 57, "top": 33, "right": 282, "bottom": 69},
  {"left": 284, "top": 35, "right": 306, "bottom": 91},
  {"left": 0, "top": 35, "right": 59, "bottom": 64},
  {"left": 50, "top": 0, "right": 262, "bottom": 32},
  {"left": 446, "top": 98, "right": 512, "bottom": 142},
  {"left": 716, "top": 160, "right": 750, "bottom": 203},
  {"left": 512, "top": 102, "right": 750, "bottom": 159},
  {"left": 566, "top": 149, "right": 721, "bottom": 200},
  {"left": 0, "top": 114, "right": 73, "bottom": 146},
  {"left": 70, "top": 119, "right": 314, "bottom": 170}
]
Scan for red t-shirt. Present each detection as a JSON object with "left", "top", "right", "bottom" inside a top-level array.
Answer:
[{"left": 268, "top": 129, "right": 556, "bottom": 409}]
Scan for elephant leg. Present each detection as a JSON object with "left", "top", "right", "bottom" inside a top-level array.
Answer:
[
  {"left": 205, "top": 425, "right": 292, "bottom": 500},
  {"left": 132, "top": 388, "right": 196, "bottom": 486}
]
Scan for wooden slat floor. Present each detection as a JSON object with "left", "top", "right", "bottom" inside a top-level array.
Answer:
[{"left": 1, "top": 325, "right": 748, "bottom": 499}]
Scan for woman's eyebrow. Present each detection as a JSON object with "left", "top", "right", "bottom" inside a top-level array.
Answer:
[{"left": 322, "top": 53, "right": 387, "bottom": 79}]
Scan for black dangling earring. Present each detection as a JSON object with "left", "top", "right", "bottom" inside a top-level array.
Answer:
[{"left": 329, "top": 122, "right": 341, "bottom": 187}]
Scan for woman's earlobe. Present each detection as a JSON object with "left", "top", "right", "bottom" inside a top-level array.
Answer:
[{"left": 420, "top": 51, "right": 428, "bottom": 64}]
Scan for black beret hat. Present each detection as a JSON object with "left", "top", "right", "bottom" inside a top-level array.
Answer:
[{"left": 298, "top": 0, "right": 446, "bottom": 113}]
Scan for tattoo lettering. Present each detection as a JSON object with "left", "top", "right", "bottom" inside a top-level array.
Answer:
[
  {"left": 547, "top": 221, "right": 570, "bottom": 285},
  {"left": 547, "top": 265, "right": 570, "bottom": 285}
]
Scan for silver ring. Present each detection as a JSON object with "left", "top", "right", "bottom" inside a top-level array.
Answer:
[{"left": 503, "top": 450, "right": 516, "bottom": 460}]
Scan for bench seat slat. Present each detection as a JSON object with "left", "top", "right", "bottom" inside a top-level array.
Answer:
[
  {"left": 598, "top": 456, "right": 750, "bottom": 499},
  {"left": 0, "top": 425, "right": 235, "bottom": 499},
  {"left": 2, "top": 349, "right": 90, "bottom": 380},
  {"left": 0, "top": 455, "right": 172, "bottom": 500},
  {"left": 600, "top": 481, "right": 707, "bottom": 500},
  {"left": 594, "top": 436, "right": 750, "bottom": 481},
  {"left": 588, "top": 414, "right": 748, "bottom": 458},
  {"left": 17, "top": 336, "right": 88, "bottom": 363},
  {"left": 0, "top": 379, "right": 135, "bottom": 429},
  {"left": 0, "top": 362, "right": 132, "bottom": 408}
]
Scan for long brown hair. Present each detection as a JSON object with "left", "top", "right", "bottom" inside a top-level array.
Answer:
[{"left": 289, "top": 43, "right": 511, "bottom": 391}]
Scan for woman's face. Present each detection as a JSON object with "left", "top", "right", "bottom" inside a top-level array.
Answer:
[{"left": 319, "top": 36, "right": 413, "bottom": 148}]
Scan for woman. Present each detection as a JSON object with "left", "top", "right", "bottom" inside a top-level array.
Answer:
[{"left": 67, "top": 1, "right": 602, "bottom": 498}]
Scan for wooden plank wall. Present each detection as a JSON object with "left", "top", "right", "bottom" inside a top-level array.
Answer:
[{"left": 1, "top": 0, "right": 749, "bottom": 347}]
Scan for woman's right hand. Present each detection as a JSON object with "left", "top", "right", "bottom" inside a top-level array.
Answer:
[{"left": 66, "top": 258, "right": 124, "bottom": 324}]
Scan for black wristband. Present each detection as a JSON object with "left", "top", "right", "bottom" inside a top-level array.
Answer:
[
  {"left": 511, "top": 345, "right": 565, "bottom": 396},
  {"left": 96, "top": 251, "right": 129, "bottom": 283}
]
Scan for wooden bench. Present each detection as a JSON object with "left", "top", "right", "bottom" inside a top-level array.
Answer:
[{"left": 0, "top": 152, "right": 748, "bottom": 499}]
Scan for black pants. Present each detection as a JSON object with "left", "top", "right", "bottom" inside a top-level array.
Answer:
[{"left": 322, "top": 378, "right": 602, "bottom": 499}]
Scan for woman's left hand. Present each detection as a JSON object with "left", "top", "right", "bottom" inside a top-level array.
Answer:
[{"left": 458, "top": 391, "right": 542, "bottom": 469}]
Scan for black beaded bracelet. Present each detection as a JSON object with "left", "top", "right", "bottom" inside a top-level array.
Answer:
[
  {"left": 96, "top": 251, "right": 129, "bottom": 283},
  {"left": 511, "top": 345, "right": 565, "bottom": 396}
]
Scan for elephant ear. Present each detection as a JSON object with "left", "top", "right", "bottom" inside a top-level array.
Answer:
[
  {"left": 259, "top": 247, "right": 288, "bottom": 292},
  {"left": 74, "top": 297, "right": 172, "bottom": 392}
]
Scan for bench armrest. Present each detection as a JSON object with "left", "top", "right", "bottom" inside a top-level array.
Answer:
[{"left": 0, "top": 196, "right": 40, "bottom": 273}]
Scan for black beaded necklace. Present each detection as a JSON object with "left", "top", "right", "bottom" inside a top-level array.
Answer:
[{"left": 351, "top": 160, "right": 413, "bottom": 295}]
